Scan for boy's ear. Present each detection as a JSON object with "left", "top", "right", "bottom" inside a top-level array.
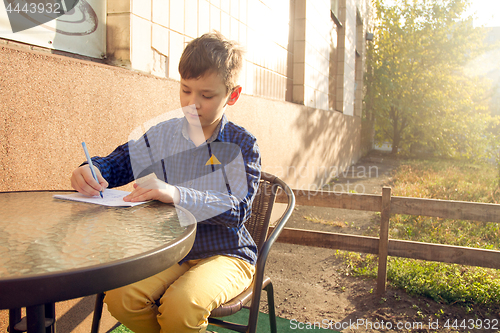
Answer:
[{"left": 226, "top": 86, "right": 242, "bottom": 106}]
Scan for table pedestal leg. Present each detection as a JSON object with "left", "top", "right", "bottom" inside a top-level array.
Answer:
[
  {"left": 8, "top": 304, "right": 56, "bottom": 333},
  {"left": 26, "top": 305, "right": 45, "bottom": 333},
  {"left": 8, "top": 308, "right": 23, "bottom": 333}
]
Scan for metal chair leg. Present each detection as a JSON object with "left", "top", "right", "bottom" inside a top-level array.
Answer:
[
  {"left": 90, "top": 293, "right": 105, "bottom": 333},
  {"left": 265, "top": 282, "right": 277, "bottom": 333}
]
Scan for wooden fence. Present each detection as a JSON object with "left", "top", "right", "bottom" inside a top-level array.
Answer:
[{"left": 273, "top": 187, "right": 500, "bottom": 294}]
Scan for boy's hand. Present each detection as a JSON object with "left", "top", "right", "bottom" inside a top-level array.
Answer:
[
  {"left": 71, "top": 165, "right": 108, "bottom": 197},
  {"left": 123, "top": 178, "right": 180, "bottom": 204}
]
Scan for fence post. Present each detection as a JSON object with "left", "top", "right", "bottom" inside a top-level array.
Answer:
[{"left": 377, "top": 187, "right": 391, "bottom": 294}]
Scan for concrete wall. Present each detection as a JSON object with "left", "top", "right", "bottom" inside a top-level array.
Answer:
[
  {"left": 107, "top": 0, "right": 292, "bottom": 102},
  {"left": 0, "top": 43, "right": 362, "bottom": 192}
]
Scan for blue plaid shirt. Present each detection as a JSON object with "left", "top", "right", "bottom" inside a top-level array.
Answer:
[{"left": 89, "top": 114, "right": 261, "bottom": 265}]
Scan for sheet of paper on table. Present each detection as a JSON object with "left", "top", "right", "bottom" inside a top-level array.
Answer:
[{"left": 53, "top": 189, "right": 148, "bottom": 207}]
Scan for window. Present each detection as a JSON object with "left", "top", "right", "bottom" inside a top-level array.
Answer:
[{"left": 331, "top": 0, "right": 341, "bottom": 27}]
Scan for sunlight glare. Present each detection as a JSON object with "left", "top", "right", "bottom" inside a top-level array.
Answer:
[{"left": 465, "top": 0, "right": 500, "bottom": 28}]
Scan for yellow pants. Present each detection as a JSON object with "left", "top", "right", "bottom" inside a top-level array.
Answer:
[{"left": 104, "top": 255, "right": 255, "bottom": 333}]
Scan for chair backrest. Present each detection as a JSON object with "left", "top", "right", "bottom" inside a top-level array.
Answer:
[{"left": 244, "top": 172, "right": 278, "bottom": 254}]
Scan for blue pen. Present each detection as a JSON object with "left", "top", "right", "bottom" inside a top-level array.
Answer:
[{"left": 82, "top": 142, "right": 103, "bottom": 198}]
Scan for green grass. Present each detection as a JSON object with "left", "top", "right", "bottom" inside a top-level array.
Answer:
[
  {"left": 390, "top": 159, "right": 500, "bottom": 250},
  {"left": 109, "top": 325, "right": 132, "bottom": 333},
  {"left": 338, "top": 158, "right": 500, "bottom": 308}
]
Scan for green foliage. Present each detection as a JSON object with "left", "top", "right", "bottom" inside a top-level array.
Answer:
[
  {"left": 388, "top": 159, "right": 500, "bottom": 305},
  {"left": 388, "top": 259, "right": 500, "bottom": 306},
  {"left": 364, "top": 0, "right": 500, "bottom": 159},
  {"left": 497, "top": 154, "right": 500, "bottom": 187},
  {"left": 391, "top": 159, "right": 500, "bottom": 204},
  {"left": 110, "top": 325, "right": 133, "bottom": 333},
  {"left": 340, "top": 158, "right": 500, "bottom": 306},
  {"left": 335, "top": 251, "right": 378, "bottom": 277}
]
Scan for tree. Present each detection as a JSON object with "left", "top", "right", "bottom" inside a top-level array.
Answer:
[{"left": 364, "top": 0, "right": 499, "bottom": 159}]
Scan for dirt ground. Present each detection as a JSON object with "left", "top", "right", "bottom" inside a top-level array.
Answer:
[{"left": 262, "top": 151, "right": 500, "bottom": 332}]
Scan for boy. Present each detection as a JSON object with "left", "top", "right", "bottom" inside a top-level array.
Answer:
[{"left": 70, "top": 32, "right": 261, "bottom": 333}]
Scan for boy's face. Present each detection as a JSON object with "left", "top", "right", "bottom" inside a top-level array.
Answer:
[{"left": 180, "top": 72, "right": 240, "bottom": 138}]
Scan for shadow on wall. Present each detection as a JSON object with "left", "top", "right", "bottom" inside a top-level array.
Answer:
[
  {"left": 284, "top": 24, "right": 361, "bottom": 189},
  {"left": 286, "top": 107, "right": 361, "bottom": 190}
]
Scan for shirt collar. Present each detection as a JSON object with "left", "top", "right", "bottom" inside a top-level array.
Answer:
[{"left": 180, "top": 114, "right": 228, "bottom": 144}]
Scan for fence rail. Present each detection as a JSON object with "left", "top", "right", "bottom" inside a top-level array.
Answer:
[{"left": 273, "top": 187, "right": 500, "bottom": 293}]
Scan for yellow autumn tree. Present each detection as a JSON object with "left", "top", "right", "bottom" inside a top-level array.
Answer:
[{"left": 364, "top": 0, "right": 499, "bottom": 159}]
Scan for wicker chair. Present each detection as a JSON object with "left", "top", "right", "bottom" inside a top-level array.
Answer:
[
  {"left": 90, "top": 172, "right": 295, "bottom": 333},
  {"left": 207, "top": 172, "right": 295, "bottom": 333}
]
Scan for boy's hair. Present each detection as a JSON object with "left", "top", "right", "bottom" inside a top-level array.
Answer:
[{"left": 179, "top": 31, "right": 244, "bottom": 92}]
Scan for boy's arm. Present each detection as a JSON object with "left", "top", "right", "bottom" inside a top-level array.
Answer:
[
  {"left": 80, "top": 143, "right": 136, "bottom": 188},
  {"left": 175, "top": 140, "right": 261, "bottom": 228}
]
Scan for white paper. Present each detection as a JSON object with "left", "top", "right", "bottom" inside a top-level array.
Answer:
[{"left": 53, "top": 189, "right": 147, "bottom": 207}]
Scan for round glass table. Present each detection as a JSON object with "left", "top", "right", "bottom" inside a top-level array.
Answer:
[{"left": 0, "top": 191, "right": 196, "bottom": 333}]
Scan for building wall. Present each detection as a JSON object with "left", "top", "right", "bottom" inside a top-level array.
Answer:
[
  {"left": 107, "top": 0, "right": 292, "bottom": 102},
  {"left": 291, "top": 0, "right": 330, "bottom": 110},
  {"left": 0, "top": 0, "right": 373, "bottom": 192},
  {"left": 106, "top": 0, "right": 373, "bottom": 114},
  {"left": 0, "top": 43, "right": 361, "bottom": 192}
]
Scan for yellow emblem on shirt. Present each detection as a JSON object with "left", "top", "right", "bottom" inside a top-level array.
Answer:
[{"left": 205, "top": 155, "right": 221, "bottom": 165}]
